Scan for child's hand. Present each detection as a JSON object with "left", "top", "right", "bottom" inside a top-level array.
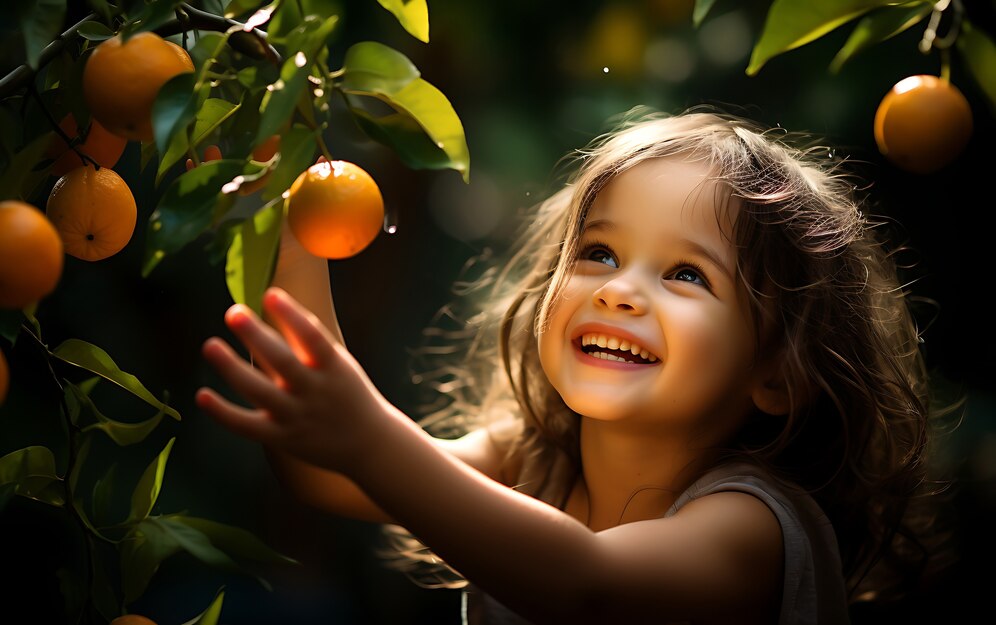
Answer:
[{"left": 195, "top": 287, "right": 388, "bottom": 473}]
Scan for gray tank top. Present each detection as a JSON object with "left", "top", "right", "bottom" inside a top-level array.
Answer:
[{"left": 462, "top": 462, "right": 850, "bottom": 624}]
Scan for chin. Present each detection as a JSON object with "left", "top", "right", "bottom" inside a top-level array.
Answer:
[{"left": 561, "top": 392, "right": 638, "bottom": 422}]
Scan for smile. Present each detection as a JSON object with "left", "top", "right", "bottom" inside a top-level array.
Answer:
[{"left": 574, "top": 332, "right": 660, "bottom": 366}]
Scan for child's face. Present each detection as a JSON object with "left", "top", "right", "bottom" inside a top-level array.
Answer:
[{"left": 538, "top": 157, "right": 762, "bottom": 435}]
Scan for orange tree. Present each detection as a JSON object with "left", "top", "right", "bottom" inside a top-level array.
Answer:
[
  {"left": 695, "top": 0, "right": 996, "bottom": 172},
  {"left": 0, "top": 0, "right": 468, "bottom": 623}
]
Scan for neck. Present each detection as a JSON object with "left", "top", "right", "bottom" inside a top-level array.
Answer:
[{"left": 576, "top": 418, "right": 720, "bottom": 531}]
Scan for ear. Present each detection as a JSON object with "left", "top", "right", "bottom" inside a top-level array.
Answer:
[{"left": 750, "top": 354, "right": 792, "bottom": 416}]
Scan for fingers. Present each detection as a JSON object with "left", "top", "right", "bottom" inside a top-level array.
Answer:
[
  {"left": 194, "top": 386, "right": 278, "bottom": 442},
  {"left": 224, "top": 303, "right": 316, "bottom": 389},
  {"left": 201, "top": 336, "right": 297, "bottom": 415},
  {"left": 261, "top": 288, "right": 338, "bottom": 369}
]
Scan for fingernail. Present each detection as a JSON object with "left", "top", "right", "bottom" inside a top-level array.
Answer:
[{"left": 225, "top": 305, "right": 250, "bottom": 327}]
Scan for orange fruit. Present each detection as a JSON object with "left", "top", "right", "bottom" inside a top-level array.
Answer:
[
  {"left": 252, "top": 135, "right": 281, "bottom": 162},
  {"left": 109, "top": 616, "right": 158, "bottom": 625},
  {"left": 874, "top": 75, "right": 973, "bottom": 174},
  {"left": 0, "top": 200, "right": 64, "bottom": 308},
  {"left": 46, "top": 114, "right": 127, "bottom": 177},
  {"left": 286, "top": 160, "right": 384, "bottom": 259},
  {"left": 238, "top": 135, "right": 282, "bottom": 195},
  {"left": 83, "top": 32, "right": 195, "bottom": 142},
  {"left": 46, "top": 166, "right": 137, "bottom": 261},
  {"left": 0, "top": 348, "right": 8, "bottom": 405},
  {"left": 185, "top": 144, "right": 223, "bottom": 171}
]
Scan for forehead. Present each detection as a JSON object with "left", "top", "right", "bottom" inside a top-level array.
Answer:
[{"left": 586, "top": 157, "right": 735, "bottom": 245}]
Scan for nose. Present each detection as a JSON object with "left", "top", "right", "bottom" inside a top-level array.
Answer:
[{"left": 593, "top": 273, "right": 649, "bottom": 314}]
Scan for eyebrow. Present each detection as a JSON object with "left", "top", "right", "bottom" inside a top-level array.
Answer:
[{"left": 581, "top": 219, "right": 735, "bottom": 283}]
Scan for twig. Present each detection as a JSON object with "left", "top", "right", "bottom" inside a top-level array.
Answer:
[
  {"left": 0, "top": 13, "right": 98, "bottom": 99},
  {"left": 0, "top": 3, "right": 283, "bottom": 100}
]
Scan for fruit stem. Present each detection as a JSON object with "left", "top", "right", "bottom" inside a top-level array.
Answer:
[
  {"left": 0, "top": 13, "right": 99, "bottom": 100},
  {"left": 940, "top": 48, "right": 952, "bottom": 82},
  {"left": 29, "top": 85, "right": 101, "bottom": 171}
]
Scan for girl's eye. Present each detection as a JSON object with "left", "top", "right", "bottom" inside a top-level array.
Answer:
[
  {"left": 580, "top": 243, "right": 618, "bottom": 268},
  {"left": 667, "top": 261, "right": 710, "bottom": 288}
]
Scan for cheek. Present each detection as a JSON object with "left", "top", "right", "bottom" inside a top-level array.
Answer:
[{"left": 670, "top": 306, "right": 753, "bottom": 378}]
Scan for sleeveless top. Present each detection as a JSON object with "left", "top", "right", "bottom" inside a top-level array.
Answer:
[{"left": 461, "top": 462, "right": 850, "bottom": 625}]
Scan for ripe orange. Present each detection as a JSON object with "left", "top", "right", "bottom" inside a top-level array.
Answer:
[
  {"left": 46, "top": 166, "right": 137, "bottom": 261},
  {"left": 286, "top": 160, "right": 384, "bottom": 259},
  {"left": 185, "top": 144, "right": 223, "bottom": 171},
  {"left": 874, "top": 75, "right": 973, "bottom": 174},
  {"left": 0, "top": 200, "right": 64, "bottom": 308},
  {"left": 46, "top": 114, "right": 127, "bottom": 177},
  {"left": 0, "top": 348, "right": 8, "bottom": 405},
  {"left": 238, "top": 135, "right": 282, "bottom": 195},
  {"left": 83, "top": 32, "right": 195, "bottom": 142},
  {"left": 108, "top": 616, "right": 158, "bottom": 625}
]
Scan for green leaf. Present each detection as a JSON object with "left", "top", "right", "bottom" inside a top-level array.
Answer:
[
  {"left": 157, "top": 516, "right": 242, "bottom": 573},
  {"left": 340, "top": 41, "right": 421, "bottom": 94},
  {"left": 52, "top": 339, "right": 181, "bottom": 421},
  {"left": 693, "top": 0, "right": 719, "bottom": 27},
  {"left": 0, "top": 309, "right": 23, "bottom": 343},
  {"left": 0, "top": 446, "right": 63, "bottom": 505},
  {"left": 124, "top": 0, "right": 183, "bottom": 38},
  {"left": 128, "top": 437, "right": 175, "bottom": 523},
  {"left": 91, "top": 462, "right": 118, "bottom": 528},
  {"left": 226, "top": 200, "right": 283, "bottom": 315},
  {"left": 181, "top": 587, "right": 225, "bottom": 625},
  {"left": 153, "top": 72, "right": 199, "bottom": 156},
  {"left": 16, "top": 0, "right": 67, "bottom": 69},
  {"left": 170, "top": 515, "right": 298, "bottom": 566},
  {"left": 120, "top": 518, "right": 182, "bottom": 604},
  {"left": 76, "top": 382, "right": 167, "bottom": 446},
  {"left": 90, "top": 545, "right": 119, "bottom": 621},
  {"left": 224, "top": 0, "right": 265, "bottom": 18},
  {"left": 829, "top": 2, "right": 932, "bottom": 73},
  {"left": 76, "top": 21, "right": 114, "bottom": 41},
  {"left": 957, "top": 20, "right": 996, "bottom": 113},
  {"left": 144, "top": 159, "right": 259, "bottom": 276},
  {"left": 86, "top": 0, "right": 114, "bottom": 23},
  {"left": 376, "top": 0, "right": 429, "bottom": 43},
  {"left": 260, "top": 125, "right": 317, "bottom": 201},
  {"left": 0, "top": 132, "right": 53, "bottom": 201},
  {"left": 345, "top": 77, "right": 470, "bottom": 182},
  {"left": 157, "top": 98, "right": 241, "bottom": 186},
  {"left": 255, "top": 15, "right": 338, "bottom": 145},
  {"left": 68, "top": 432, "right": 90, "bottom": 494},
  {"left": 350, "top": 107, "right": 453, "bottom": 172},
  {"left": 747, "top": 0, "right": 899, "bottom": 76}
]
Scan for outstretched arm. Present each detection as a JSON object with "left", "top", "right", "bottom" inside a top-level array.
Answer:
[
  {"left": 244, "top": 223, "right": 513, "bottom": 523},
  {"left": 197, "top": 288, "right": 784, "bottom": 624}
]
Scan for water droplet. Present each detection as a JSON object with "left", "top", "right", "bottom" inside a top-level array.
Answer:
[
  {"left": 294, "top": 51, "right": 307, "bottom": 68},
  {"left": 525, "top": 191, "right": 531, "bottom": 196},
  {"left": 384, "top": 206, "right": 399, "bottom": 234},
  {"left": 313, "top": 88, "right": 324, "bottom": 97},
  {"left": 281, "top": 190, "right": 291, "bottom": 199},
  {"left": 603, "top": 66, "right": 610, "bottom": 73},
  {"left": 267, "top": 79, "right": 285, "bottom": 92},
  {"left": 222, "top": 176, "right": 245, "bottom": 194},
  {"left": 436, "top": 141, "right": 444, "bottom": 149}
]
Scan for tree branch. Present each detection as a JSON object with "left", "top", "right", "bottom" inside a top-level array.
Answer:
[{"left": 0, "top": 3, "right": 282, "bottom": 100}]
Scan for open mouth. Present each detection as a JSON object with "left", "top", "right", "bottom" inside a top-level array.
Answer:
[{"left": 575, "top": 333, "right": 659, "bottom": 365}]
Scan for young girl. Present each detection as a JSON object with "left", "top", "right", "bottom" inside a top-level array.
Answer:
[{"left": 196, "top": 109, "right": 942, "bottom": 624}]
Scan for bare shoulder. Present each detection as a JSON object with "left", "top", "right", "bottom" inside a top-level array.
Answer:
[
  {"left": 432, "top": 416, "right": 522, "bottom": 485},
  {"left": 593, "top": 491, "right": 783, "bottom": 623}
]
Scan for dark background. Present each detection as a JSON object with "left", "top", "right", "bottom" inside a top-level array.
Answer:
[{"left": 3, "top": 0, "right": 995, "bottom": 623}]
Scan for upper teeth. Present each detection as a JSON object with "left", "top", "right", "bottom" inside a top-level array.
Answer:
[{"left": 580, "top": 333, "right": 658, "bottom": 362}]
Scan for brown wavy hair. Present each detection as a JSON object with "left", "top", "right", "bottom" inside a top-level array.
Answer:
[{"left": 385, "top": 107, "right": 960, "bottom": 604}]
